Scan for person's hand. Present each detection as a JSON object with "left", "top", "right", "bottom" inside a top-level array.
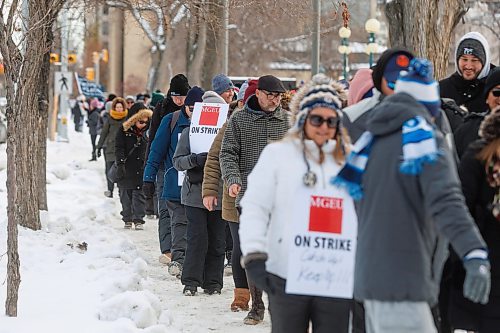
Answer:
[
  {"left": 463, "top": 258, "right": 491, "bottom": 304},
  {"left": 143, "top": 182, "right": 156, "bottom": 198},
  {"left": 228, "top": 184, "right": 241, "bottom": 198},
  {"left": 196, "top": 152, "right": 208, "bottom": 167},
  {"left": 203, "top": 196, "right": 218, "bottom": 211},
  {"left": 97, "top": 149, "right": 102, "bottom": 158},
  {"left": 116, "top": 164, "right": 126, "bottom": 180}
]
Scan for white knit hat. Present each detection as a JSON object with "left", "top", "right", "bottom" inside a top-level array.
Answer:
[{"left": 289, "top": 74, "right": 347, "bottom": 134}]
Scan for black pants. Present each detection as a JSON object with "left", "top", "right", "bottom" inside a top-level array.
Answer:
[
  {"left": 228, "top": 221, "right": 248, "bottom": 289},
  {"left": 104, "top": 159, "right": 115, "bottom": 193},
  {"left": 267, "top": 274, "right": 350, "bottom": 333},
  {"left": 119, "top": 188, "right": 146, "bottom": 223},
  {"left": 145, "top": 195, "right": 156, "bottom": 215},
  {"left": 225, "top": 222, "right": 233, "bottom": 252},
  {"left": 182, "top": 206, "right": 226, "bottom": 289},
  {"left": 90, "top": 134, "right": 97, "bottom": 156}
]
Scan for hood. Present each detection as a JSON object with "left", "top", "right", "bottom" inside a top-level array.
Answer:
[
  {"left": 202, "top": 91, "right": 226, "bottom": 104},
  {"left": 366, "top": 93, "right": 432, "bottom": 136},
  {"left": 455, "top": 32, "right": 491, "bottom": 80},
  {"left": 123, "top": 109, "right": 153, "bottom": 131},
  {"left": 111, "top": 97, "right": 127, "bottom": 111}
]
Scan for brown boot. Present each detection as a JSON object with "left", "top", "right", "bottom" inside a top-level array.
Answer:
[
  {"left": 243, "top": 283, "right": 265, "bottom": 325},
  {"left": 230, "top": 288, "right": 250, "bottom": 312}
]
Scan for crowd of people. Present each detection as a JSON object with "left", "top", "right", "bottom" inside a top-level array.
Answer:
[{"left": 71, "top": 30, "right": 499, "bottom": 333}]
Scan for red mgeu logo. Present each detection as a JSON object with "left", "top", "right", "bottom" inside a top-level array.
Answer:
[
  {"left": 199, "top": 105, "right": 220, "bottom": 126},
  {"left": 309, "top": 196, "right": 343, "bottom": 234}
]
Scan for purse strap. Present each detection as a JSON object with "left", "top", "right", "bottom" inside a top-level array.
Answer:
[{"left": 123, "top": 137, "right": 141, "bottom": 162}]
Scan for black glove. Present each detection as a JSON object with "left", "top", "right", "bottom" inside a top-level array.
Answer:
[
  {"left": 143, "top": 182, "right": 156, "bottom": 198},
  {"left": 189, "top": 152, "right": 208, "bottom": 167},
  {"left": 244, "top": 254, "right": 271, "bottom": 293},
  {"left": 116, "top": 164, "right": 126, "bottom": 180},
  {"left": 97, "top": 148, "right": 102, "bottom": 158}
]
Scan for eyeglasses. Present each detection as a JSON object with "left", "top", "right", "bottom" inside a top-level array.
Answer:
[
  {"left": 261, "top": 90, "right": 282, "bottom": 100},
  {"left": 492, "top": 89, "right": 500, "bottom": 97},
  {"left": 138, "top": 120, "right": 149, "bottom": 125},
  {"left": 308, "top": 115, "right": 339, "bottom": 128}
]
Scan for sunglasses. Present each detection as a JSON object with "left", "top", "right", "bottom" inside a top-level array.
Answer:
[
  {"left": 492, "top": 89, "right": 500, "bottom": 97},
  {"left": 308, "top": 115, "right": 339, "bottom": 128},
  {"left": 138, "top": 120, "right": 149, "bottom": 125}
]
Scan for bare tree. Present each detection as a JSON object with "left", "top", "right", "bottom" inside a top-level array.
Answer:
[
  {"left": 0, "top": 0, "right": 65, "bottom": 316},
  {"left": 384, "top": 0, "right": 467, "bottom": 79}
]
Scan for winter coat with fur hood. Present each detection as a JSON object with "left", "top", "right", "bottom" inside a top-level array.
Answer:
[{"left": 115, "top": 109, "right": 153, "bottom": 190}]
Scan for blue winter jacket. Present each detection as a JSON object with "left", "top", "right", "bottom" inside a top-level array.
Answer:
[{"left": 143, "top": 109, "right": 190, "bottom": 201}]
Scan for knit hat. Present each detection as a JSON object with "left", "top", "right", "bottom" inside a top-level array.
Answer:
[
  {"left": 348, "top": 68, "right": 374, "bottom": 106},
  {"left": 243, "top": 79, "right": 258, "bottom": 103},
  {"left": 288, "top": 74, "right": 347, "bottom": 134},
  {"left": 237, "top": 80, "right": 249, "bottom": 101},
  {"left": 170, "top": 74, "right": 190, "bottom": 96},
  {"left": 372, "top": 48, "right": 414, "bottom": 93},
  {"left": 150, "top": 91, "right": 164, "bottom": 108},
  {"left": 484, "top": 67, "right": 500, "bottom": 99},
  {"left": 202, "top": 91, "right": 226, "bottom": 104},
  {"left": 184, "top": 86, "right": 205, "bottom": 106},
  {"left": 105, "top": 101, "right": 113, "bottom": 113},
  {"left": 394, "top": 58, "right": 441, "bottom": 118},
  {"left": 90, "top": 98, "right": 100, "bottom": 110},
  {"left": 127, "top": 102, "right": 146, "bottom": 119},
  {"left": 455, "top": 32, "right": 491, "bottom": 80},
  {"left": 212, "top": 74, "right": 234, "bottom": 95}
]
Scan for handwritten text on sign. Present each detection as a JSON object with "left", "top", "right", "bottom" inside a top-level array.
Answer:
[
  {"left": 189, "top": 102, "right": 229, "bottom": 154},
  {"left": 286, "top": 189, "right": 357, "bottom": 299}
]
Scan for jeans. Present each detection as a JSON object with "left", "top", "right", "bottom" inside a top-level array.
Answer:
[
  {"left": 166, "top": 200, "right": 187, "bottom": 264},
  {"left": 119, "top": 188, "right": 146, "bottom": 223},
  {"left": 157, "top": 169, "right": 171, "bottom": 254},
  {"left": 90, "top": 134, "right": 97, "bottom": 157},
  {"left": 267, "top": 274, "right": 350, "bottom": 333},
  {"left": 228, "top": 221, "right": 248, "bottom": 289},
  {"left": 181, "top": 206, "right": 226, "bottom": 289}
]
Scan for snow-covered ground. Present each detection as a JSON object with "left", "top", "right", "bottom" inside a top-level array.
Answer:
[{"left": 0, "top": 126, "right": 270, "bottom": 333}]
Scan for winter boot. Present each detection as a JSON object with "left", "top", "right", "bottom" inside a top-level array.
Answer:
[
  {"left": 231, "top": 288, "right": 250, "bottom": 312},
  {"left": 243, "top": 284, "right": 265, "bottom": 325},
  {"left": 89, "top": 152, "right": 97, "bottom": 161},
  {"left": 203, "top": 287, "right": 222, "bottom": 295},
  {"left": 159, "top": 252, "right": 172, "bottom": 265},
  {"left": 104, "top": 190, "right": 113, "bottom": 198},
  {"left": 183, "top": 285, "right": 197, "bottom": 296},
  {"left": 124, "top": 222, "right": 133, "bottom": 229}
]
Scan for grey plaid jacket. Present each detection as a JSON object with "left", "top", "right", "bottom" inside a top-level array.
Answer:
[{"left": 220, "top": 96, "right": 290, "bottom": 206}]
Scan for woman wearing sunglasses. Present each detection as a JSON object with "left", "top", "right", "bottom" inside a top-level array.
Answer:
[
  {"left": 115, "top": 108, "right": 153, "bottom": 230},
  {"left": 239, "top": 74, "right": 356, "bottom": 333}
]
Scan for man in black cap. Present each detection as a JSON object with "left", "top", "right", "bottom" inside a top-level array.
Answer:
[
  {"left": 440, "top": 32, "right": 494, "bottom": 114},
  {"left": 220, "top": 74, "right": 289, "bottom": 325},
  {"left": 343, "top": 48, "right": 414, "bottom": 142}
]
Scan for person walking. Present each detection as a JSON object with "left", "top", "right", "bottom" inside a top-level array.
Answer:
[
  {"left": 220, "top": 74, "right": 289, "bottom": 325},
  {"left": 240, "top": 74, "right": 354, "bottom": 333},
  {"left": 97, "top": 97, "right": 128, "bottom": 198},
  {"left": 115, "top": 107, "right": 153, "bottom": 230},
  {"left": 333, "top": 58, "right": 491, "bottom": 333},
  {"left": 87, "top": 98, "right": 101, "bottom": 161}
]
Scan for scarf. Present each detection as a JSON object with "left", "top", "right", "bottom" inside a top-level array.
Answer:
[
  {"left": 331, "top": 116, "right": 439, "bottom": 200},
  {"left": 110, "top": 109, "right": 128, "bottom": 120}
]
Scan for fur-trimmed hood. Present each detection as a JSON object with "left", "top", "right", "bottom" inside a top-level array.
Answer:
[
  {"left": 112, "top": 97, "right": 127, "bottom": 111},
  {"left": 123, "top": 109, "right": 153, "bottom": 131}
]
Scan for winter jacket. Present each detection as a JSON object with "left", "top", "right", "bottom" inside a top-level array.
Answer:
[
  {"left": 202, "top": 122, "right": 238, "bottom": 222},
  {"left": 454, "top": 111, "right": 489, "bottom": 159},
  {"left": 439, "top": 32, "right": 493, "bottom": 114},
  {"left": 220, "top": 95, "right": 290, "bottom": 207},
  {"left": 240, "top": 138, "right": 354, "bottom": 279},
  {"left": 87, "top": 108, "right": 100, "bottom": 136},
  {"left": 97, "top": 117, "right": 126, "bottom": 161},
  {"left": 115, "top": 110, "right": 151, "bottom": 190},
  {"left": 342, "top": 89, "right": 382, "bottom": 143},
  {"left": 173, "top": 127, "right": 222, "bottom": 210},
  {"left": 149, "top": 91, "right": 181, "bottom": 143},
  {"left": 449, "top": 141, "right": 500, "bottom": 331},
  {"left": 143, "top": 109, "right": 190, "bottom": 201},
  {"left": 354, "top": 92, "right": 486, "bottom": 305}
]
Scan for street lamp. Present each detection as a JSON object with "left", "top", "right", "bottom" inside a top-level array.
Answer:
[
  {"left": 338, "top": 27, "right": 351, "bottom": 80},
  {"left": 365, "top": 18, "right": 380, "bottom": 68}
]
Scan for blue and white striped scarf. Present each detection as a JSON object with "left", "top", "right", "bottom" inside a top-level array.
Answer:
[{"left": 331, "top": 116, "right": 439, "bottom": 200}]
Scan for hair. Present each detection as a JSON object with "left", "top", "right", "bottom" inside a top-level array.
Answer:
[{"left": 477, "top": 138, "right": 500, "bottom": 170}]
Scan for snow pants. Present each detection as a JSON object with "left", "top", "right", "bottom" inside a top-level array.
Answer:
[
  {"left": 119, "top": 188, "right": 145, "bottom": 223},
  {"left": 181, "top": 206, "right": 226, "bottom": 289},
  {"left": 166, "top": 200, "right": 187, "bottom": 265}
]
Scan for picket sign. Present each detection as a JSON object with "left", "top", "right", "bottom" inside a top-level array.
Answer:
[
  {"left": 285, "top": 187, "right": 358, "bottom": 299},
  {"left": 189, "top": 102, "right": 229, "bottom": 154}
]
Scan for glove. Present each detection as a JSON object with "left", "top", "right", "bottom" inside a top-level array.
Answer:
[
  {"left": 143, "top": 182, "right": 156, "bottom": 198},
  {"left": 463, "top": 258, "right": 491, "bottom": 304},
  {"left": 189, "top": 152, "right": 208, "bottom": 167},
  {"left": 97, "top": 148, "right": 102, "bottom": 158},
  {"left": 243, "top": 253, "right": 271, "bottom": 293},
  {"left": 116, "top": 164, "right": 126, "bottom": 180}
]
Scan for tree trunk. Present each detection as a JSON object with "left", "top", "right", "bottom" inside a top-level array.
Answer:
[
  {"left": 201, "top": 0, "right": 224, "bottom": 89},
  {"left": 384, "top": 0, "right": 466, "bottom": 79},
  {"left": 186, "top": 2, "right": 207, "bottom": 86},
  {"left": 146, "top": 47, "right": 164, "bottom": 93}
]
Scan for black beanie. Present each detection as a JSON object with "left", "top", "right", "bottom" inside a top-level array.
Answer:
[
  {"left": 484, "top": 67, "right": 500, "bottom": 99},
  {"left": 170, "top": 74, "right": 190, "bottom": 96},
  {"left": 371, "top": 48, "right": 414, "bottom": 93},
  {"left": 127, "top": 102, "right": 146, "bottom": 119},
  {"left": 457, "top": 38, "right": 486, "bottom": 67}
]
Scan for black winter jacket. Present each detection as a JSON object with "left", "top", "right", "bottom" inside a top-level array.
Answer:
[
  {"left": 439, "top": 71, "right": 490, "bottom": 114},
  {"left": 454, "top": 111, "right": 489, "bottom": 159},
  {"left": 149, "top": 91, "right": 182, "bottom": 143},
  {"left": 115, "top": 125, "right": 149, "bottom": 190}
]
